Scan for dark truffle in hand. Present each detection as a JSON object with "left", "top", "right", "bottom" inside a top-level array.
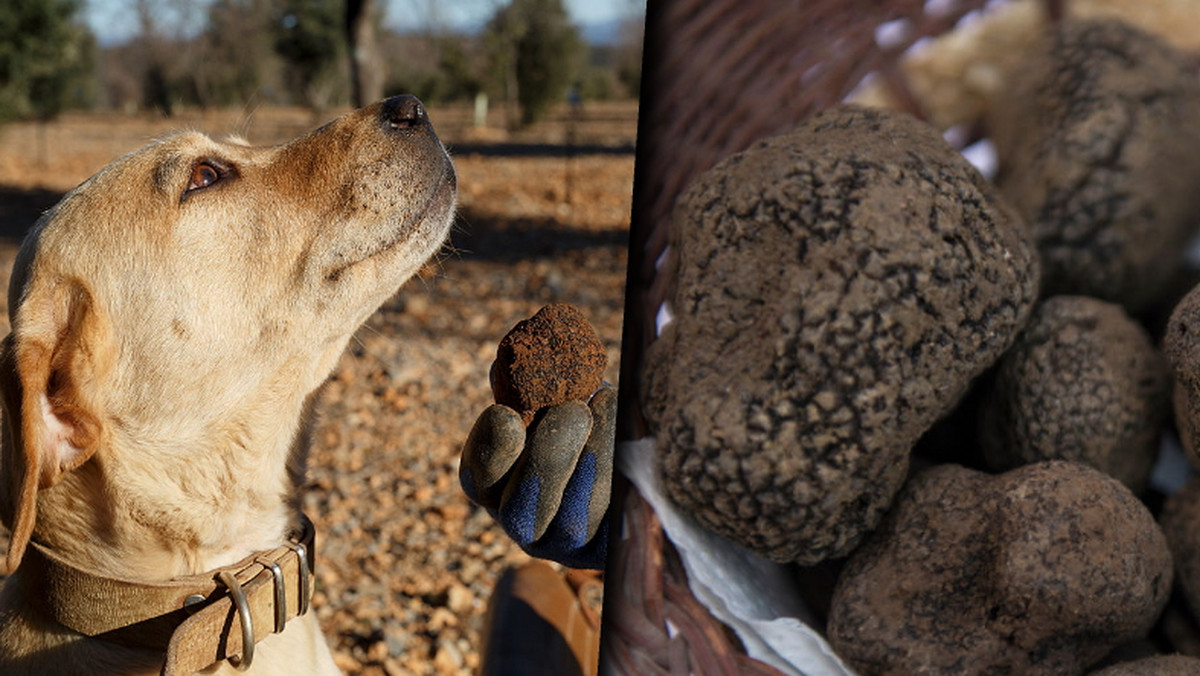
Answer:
[
  {"left": 980, "top": 295, "right": 1168, "bottom": 493},
  {"left": 828, "top": 461, "right": 1172, "bottom": 676},
  {"left": 491, "top": 304, "right": 607, "bottom": 425}
]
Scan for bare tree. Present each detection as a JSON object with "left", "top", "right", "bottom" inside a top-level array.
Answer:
[
  {"left": 346, "top": 0, "right": 383, "bottom": 107},
  {"left": 274, "top": 0, "right": 347, "bottom": 113},
  {"left": 134, "top": 0, "right": 175, "bottom": 114},
  {"left": 484, "top": 0, "right": 582, "bottom": 127},
  {"left": 132, "top": 0, "right": 207, "bottom": 115}
]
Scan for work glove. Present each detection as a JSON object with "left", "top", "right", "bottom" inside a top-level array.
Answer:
[{"left": 460, "top": 384, "right": 615, "bottom": 570}]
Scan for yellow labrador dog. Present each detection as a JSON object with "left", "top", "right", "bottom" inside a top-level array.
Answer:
[{"left": 0, "top": 96, "right": 455, "bottom": 674}]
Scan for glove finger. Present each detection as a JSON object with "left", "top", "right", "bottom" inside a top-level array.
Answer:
[
  {"left": 581, "top": 384, "right": 617, "bottom": 542},
  {"left": 513, "top": 386, "right": 614, "bottom": 561},
  {"left": 526, "top": 513, "right": 609, "bottom": 571},
  {"left": 523, "top": 386, "right": 616, "bottom": 563},
  {"left": 498, "top": 400, "right": 592, "bottom": 545},
  {"left": 526, "top": 433, "right": 603, "bottom": 561},
  {"left": 460, "top": 404, "right": 526, "bottom": 510}
]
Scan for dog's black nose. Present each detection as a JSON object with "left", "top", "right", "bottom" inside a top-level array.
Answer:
[{"left": 381, "top": 95, "right": 428, "bottom": 131}]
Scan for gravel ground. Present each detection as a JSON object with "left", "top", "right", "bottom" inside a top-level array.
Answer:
[
  {"left": 307, "top": 155, "right": 629, "bottom": 674},
  {"left": 0, "top": 103, "right": 635, "bottom": 674}
]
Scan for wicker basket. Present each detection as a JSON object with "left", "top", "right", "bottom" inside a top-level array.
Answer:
[{"left": 603, "top": 0, "right": 1018, "bottom": 673}]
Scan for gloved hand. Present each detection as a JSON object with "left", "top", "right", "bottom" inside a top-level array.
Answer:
[{"left": 460, "top": 384, "right": 615, "bottom": 570}]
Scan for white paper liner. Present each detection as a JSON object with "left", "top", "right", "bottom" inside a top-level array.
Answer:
[{"left": 618, "top": 438, "right": 856, "bottom": 676}]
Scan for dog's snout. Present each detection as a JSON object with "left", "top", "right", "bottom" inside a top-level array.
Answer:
[{"left": 381, "top": 95, "right": 428, "bottom": 131}]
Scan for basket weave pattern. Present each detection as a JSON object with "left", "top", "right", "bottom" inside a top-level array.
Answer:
[{"left": 606, "top": 0, "right": 996, "bottom": 672}]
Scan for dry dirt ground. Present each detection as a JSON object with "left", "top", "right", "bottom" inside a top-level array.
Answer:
[{"left": 0, "top": 100, "right": 636, "bottom": 674}]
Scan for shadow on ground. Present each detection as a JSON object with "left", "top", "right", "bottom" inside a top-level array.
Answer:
[
  {"left": 0, "top": 189, "right": 631, "bottom": 264},
  {"left": 0, "top": 185, "right": 61, "bottom": 244},
  {"left": 450, "top": 208, "right": 628, "bottom": 264},
  {"left": 447, "top": 142, "right": 635, "bottom": 158}
]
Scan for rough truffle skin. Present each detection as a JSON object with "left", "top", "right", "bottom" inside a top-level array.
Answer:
[
  {"left": 646, "top": 105, "right": 1040, "bottom": 564},
  {"left": 1163, "top": 286, "right": 1200, "bottom": 467},
  {"left": 490, "top": 304, "right": 607, "bottom": 425},
  {"left": 828, "top": 461, "right": 1172, "bottom": 676},
  {"left": 980, "top": 296, "right": 1168, "bottom": 493},
  {"left": 988, "top": 19, "right": 1200, "bottom": 313},
  {"left": 1089, "top": 655, "right": 1200, "bottom": 676},
  {"left": 1160, "top": 477, "right": 1200, "bottom": 629}
]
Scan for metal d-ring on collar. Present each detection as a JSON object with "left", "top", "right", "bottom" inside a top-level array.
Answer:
[
  {"left": 216, "top": 570, "right": 255, "bottom": 671},
  {"left": 208, "top": 516, "right": 315, "bottom": 672},
  {"left": 281, "top": 539, "right": 311, "bottom": 616},
  {"left": 20, "top": 511, "right": 318, "bottom": 676},
  {"left": 255, "top": 556, "right": 288, "bottom": 634}
]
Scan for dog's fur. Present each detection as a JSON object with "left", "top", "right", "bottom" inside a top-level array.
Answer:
[{"left": 0, "top": 97, "right": 456, "bottom": 674}]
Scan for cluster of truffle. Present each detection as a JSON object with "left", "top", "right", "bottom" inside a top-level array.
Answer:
[{"left": 643, "top": 19, "right": 1200, "bottom": 675}]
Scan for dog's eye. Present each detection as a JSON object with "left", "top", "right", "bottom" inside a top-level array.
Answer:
[{"left": 187, "top": 163, "right": 221, "bottom": 192}]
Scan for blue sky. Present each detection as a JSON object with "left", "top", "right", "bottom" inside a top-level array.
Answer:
[
  {"left": 386, "top": 0, "right": 643, "bottom": 32},
  {"left": 83, "top": 0, "right": 645, "bottom": 46}
]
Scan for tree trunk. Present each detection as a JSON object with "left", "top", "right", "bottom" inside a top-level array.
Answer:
[
  {"left": 506, "top": 42, "right": 520, "bottom": 130},
  {"left": 346, "top": 0, "right": 384, "bottom": 107}
]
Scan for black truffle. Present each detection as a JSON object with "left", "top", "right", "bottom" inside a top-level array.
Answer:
[
  {"left": 1159, "top": 477, "right": 1200, "bottom": 629},
  {"left": 645, "top": 105, "right": 1039, "bottom": 564},
  {"left": 491, "top": 303, "right": 607, "bottom": 425},
  {"left": 980, "top": 295, "right": 1168, "bottom": 492},
  {"left": 1089, "top": 655, "right": 1200, "bottom": 676},
  {"left": 828, "top": 461, "right": 1172, "bottom": 676},
  {"left": 988, "top": 19, "right": 1200, "bottom": 312},
  {"left": 1163, "top": 286, "right": 1200, "bottom": 467}
]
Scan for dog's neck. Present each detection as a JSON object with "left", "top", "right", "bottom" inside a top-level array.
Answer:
[{"left": 28, "top": 385, "right": 325, "bottom": 581}]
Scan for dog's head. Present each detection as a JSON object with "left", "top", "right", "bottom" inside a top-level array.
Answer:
[{"left": 0, "top": 96, "right": 456, "bottom": 571}]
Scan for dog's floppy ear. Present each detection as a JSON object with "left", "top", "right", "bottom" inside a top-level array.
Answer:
[{"left": 0, "top": 286, "right": 105, "bottom": 573}]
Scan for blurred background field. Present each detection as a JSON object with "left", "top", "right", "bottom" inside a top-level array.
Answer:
[
  {"left": 0, "top": 0, "right": 641, "bottom": 673},
  {"left": 0, "top": 99, "right": 639, "bottom": 234}
]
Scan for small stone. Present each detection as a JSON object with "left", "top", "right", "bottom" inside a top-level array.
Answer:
[
  {"left": 384, "top": 626, "right": 409, "bottom": 656},
  {"left": 366, "top": 640, "right": 388, "bottom": 662},
  {"left": 433, "top": 640, "right": 464, "bottom": 671},
  {"left": 429, "top": 607, "right": 458, "bottom": 631},
  {"left": 446, "top": 583, "right": 474, "bottom": 613},
  {"left": 332, "top": 652, "right": 360, "bottom": 672}
]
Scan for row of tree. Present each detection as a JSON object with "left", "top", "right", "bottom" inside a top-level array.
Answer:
[
  {"left": 0, "top": 0, "right": 93, "bottom": 121},
  {"left": 0, "top": 0, "right": 643, "bottom": 126}
]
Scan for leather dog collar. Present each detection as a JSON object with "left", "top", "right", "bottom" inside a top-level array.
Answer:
[{"left": 23, "top": 512, "right": 316, "bottom": 675}]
